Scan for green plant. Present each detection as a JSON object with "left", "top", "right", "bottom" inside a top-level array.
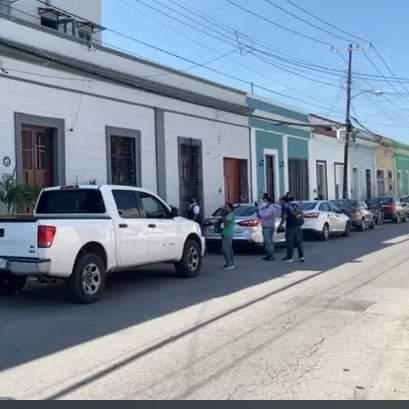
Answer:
[{"left": 0, "top": 175, "right": 41, "bottom": 215}]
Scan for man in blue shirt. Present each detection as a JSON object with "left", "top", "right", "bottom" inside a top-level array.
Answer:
[{"left": 257, "top": 194, "right": 281, "bottom": 261}]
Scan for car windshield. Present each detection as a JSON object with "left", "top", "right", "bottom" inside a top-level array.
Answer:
[
  {"left": 332, "top": 200, "right": 359, "bottom": 208},
  {"left": 213, "top": 206, "right": 257, "bottom": 217},
  {"left": 302, "top": 202, "right": 317, "bottom": 211},
  {"left": 378, "top": 197, "right": 394, "bottom": 205}
]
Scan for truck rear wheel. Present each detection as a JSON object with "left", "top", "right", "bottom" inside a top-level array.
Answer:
[
  {"left": 175, "top": 239, "right": 202, "bottom": 278},
  {"left": 69, "top": 253, "right": 106, "bottom": 304},
  {"left": 0, "top": 274, "right": 27, "bottom": 295}
]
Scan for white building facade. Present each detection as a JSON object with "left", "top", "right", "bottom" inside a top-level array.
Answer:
[
  {"left": 0, "top": 6, "right": 251, "bottom": 217},
  {"left": 309, "top": 115, "right": 346, "bottom": 200}
]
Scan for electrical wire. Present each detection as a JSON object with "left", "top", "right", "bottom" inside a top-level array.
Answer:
[{"left": 226, "top": 0, "right": 333, "bottom": 48}]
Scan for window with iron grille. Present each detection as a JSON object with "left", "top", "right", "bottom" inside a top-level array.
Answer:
[
  {"left": 0, "top": 0, "right": 11, "bottom": 15},
  {"left": 110, "top": 136, "right": 137, "bottom": 186}
]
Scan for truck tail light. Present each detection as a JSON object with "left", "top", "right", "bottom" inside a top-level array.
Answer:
[
  {"left": 304, "top": 212, "right": 320, "bottom": 219},
  {"left": 38, "top": 226, "right": 57, "bottom": 248},
  {"left": 238, "top": 219, "right": 260, "bottom": 227}
]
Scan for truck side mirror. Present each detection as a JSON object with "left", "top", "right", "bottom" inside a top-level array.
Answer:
[{"left": 170, "top": 206, "right": 179, "bottom": 218}]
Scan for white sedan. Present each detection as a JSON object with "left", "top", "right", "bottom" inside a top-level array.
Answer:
[
  {"left": 203, "top": 204, "right": 286, "bottom": 248},
  {"left": 301, "top": 201, "right": 352, "bottom": 241}
]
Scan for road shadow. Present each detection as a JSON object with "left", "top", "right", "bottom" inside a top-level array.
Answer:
[{"left": 0, "top": 223, "right": 408, "bottom": 379}]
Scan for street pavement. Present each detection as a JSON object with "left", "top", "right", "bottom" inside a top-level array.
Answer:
[{"left": 1, "top": 223, "right": 409, "bottom": 400}]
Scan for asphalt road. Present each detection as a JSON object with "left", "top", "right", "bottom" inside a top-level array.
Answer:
[{"left": 1, "top": 223, "right": 409, "bottom": 400}]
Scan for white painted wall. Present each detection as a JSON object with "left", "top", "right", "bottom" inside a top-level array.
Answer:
[
  {"left": 309, "top": 133, "right": 346, "bottom": 200},
  {"left": 1, "top": 17, "right": 247, "bottom": 106},
  {"left": 0, "top": 22, "right": 248, "bottom": 215},
  {"left": 0, "top": 74, "right": 158, "bottom": 191},
  {"left": 350, "top": 142, "right": 377, "bottom": 201},
  {"left": 6, "top": 0, "right": 102, "bottom": 25},
  {"left": 164, "top": 112, "right": 250, "bottom": 216}
]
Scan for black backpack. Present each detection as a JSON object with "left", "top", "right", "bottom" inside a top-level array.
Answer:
[{"left": 287, "top": 202, "right": 304, "bottom": 227}]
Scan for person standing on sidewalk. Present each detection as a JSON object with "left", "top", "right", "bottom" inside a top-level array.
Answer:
[
  {"left": 279, "top": 196, "right": 305, "bottom": 263},
  {"left": 257, "top": 194, "right": 280, "bottom": 261},
  {"left": 221, "top": 203, "right": 236, "bottom": 271}
]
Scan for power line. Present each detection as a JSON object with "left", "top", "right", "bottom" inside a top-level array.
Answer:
[
  {"left": 264, "top": 0, "right": 354, "bottom": 44},
  {"left": 284, "top": 0, "right": 371, "bottom": 45},
  {"left": 225, "top": 0, "right": 334, "bottom": 48}
]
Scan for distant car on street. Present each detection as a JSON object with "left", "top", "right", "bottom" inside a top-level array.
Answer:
[
  {"left": 400, "top": 196, "right": 409, "bottom": 218},
  {"left": 301, "top": 200, "right": 351, "bottom": 241},
  {"left": 331, "top": 199, "right": 376, "bottom": 231},
  {"left": 368, "top": 197, "right": 407, "bottom": 224},
  {"left": 203, "top": 204, "right": 286, "bottom": 248}
]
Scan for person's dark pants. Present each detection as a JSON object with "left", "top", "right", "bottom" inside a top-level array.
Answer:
[
  {"left": 262, "top": 227, "right": 275, "bottom": 259},
  {"left": 222, "top": 237, "right": 234, "bottom": 267},
  {"left": 286, "top": 226, "right": 304, "bottom": 260}
]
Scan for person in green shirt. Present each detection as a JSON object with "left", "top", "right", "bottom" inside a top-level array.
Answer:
[{"left": 221, "top": 203, "right": 236, "bottom": 271}]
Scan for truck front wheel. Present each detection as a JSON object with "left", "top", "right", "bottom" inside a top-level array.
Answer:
[
  {"left": 0, "top": 274, "right": 27, "bottom": 295},
  {"left": 175, "top": 239, "right": 202, "bottom": 278},
  {"left": 69, "top": 253, "right": 106, "bottom": 304}
]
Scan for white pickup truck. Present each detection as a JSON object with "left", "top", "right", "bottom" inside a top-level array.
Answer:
[{"left": 0, "top": 185, "right": 205, "bottom": 304}]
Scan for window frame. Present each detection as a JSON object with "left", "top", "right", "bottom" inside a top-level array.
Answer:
[
  {"left": 106, "top": 126, "right": 142, "bottom": 187},
  {"left": 137, "top": 191, "right": 171, "bottom": 220}
]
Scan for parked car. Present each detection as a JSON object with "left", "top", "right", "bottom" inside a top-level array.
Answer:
[
  {"left": 366, "top": 198, "right": 385, "bottom": 225},
  {"left": 400, "top": 196, "right": 409, "bottom": 218},
  {"left": 301, "top": 201, "right": 351, "bottom": 241},
  {"left": 0, "top": 185, "right": 205, "bottom": 303},
  {"left": 367, "top": 197, "right": 407, "bottom": 224},
  {"left": 203, "top": 204, "right": 286, "bottom": 248},
  {"left": 331, "top": 199, "right": 375, "bottom": 231}
]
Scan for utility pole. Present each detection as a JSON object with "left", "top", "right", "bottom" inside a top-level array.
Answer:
[{"left": 342, "top": 44, "right": 353, "bottom": 200}]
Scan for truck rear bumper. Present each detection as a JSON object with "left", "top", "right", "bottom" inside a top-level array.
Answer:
[{"left": 0, "top": 257, "right": 51, "bottom": 276}]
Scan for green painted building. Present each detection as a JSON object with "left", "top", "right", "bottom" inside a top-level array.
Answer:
[
  {"left": 394, "top": 141, "right": 409, "bottom": 197},
  {"left": 248, "top": 97, "right": 310, "bottom": 202}
]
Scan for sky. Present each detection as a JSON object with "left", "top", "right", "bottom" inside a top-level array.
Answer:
[{"left": 102, "top": 0, "right": 409, "bottom": 143}]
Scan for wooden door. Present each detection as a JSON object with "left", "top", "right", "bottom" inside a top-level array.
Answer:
[
  {"left": 224, "top": 158, "right": 241, "bottom": 204},
  {"left": 22, "top": 126, "right": 54, "bottom": 188}
]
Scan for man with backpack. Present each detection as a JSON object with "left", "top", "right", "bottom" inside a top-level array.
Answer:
[{"left": 279, "top": 196, "right": 305, "bottom": 263}]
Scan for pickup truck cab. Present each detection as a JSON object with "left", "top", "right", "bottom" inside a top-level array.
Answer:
[{"left": 0, "top": 185, "right": 205, "bottom": 304}]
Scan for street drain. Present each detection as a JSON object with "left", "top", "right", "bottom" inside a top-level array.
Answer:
[{"left": 289, "top": 296, "right": 375, "bottom": 312}]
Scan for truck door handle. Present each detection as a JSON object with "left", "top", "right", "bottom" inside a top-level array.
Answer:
[
  {"left": 119, "top": 224, "right": 128, "bottom": 229},
  {"left": 148, "top": 224, "right": 157, "bottom": 229}
]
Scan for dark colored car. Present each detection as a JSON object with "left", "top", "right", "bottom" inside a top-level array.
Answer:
[
  {"left": 331, "top": 199, "right": 375, "bottom": 231},
  {"left": 368, "top": 197, "right": 407, "bottom": 224}
]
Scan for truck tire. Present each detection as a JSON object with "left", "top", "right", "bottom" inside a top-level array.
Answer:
[
  {"left": 175, "top": 239, "right": 202, "bottom": 278},
  {"left": 0, "top": 274, "right": 27, "bottom": 295},
  {"left": 69, "top": 253, "right": 106, "bottom": 304}
]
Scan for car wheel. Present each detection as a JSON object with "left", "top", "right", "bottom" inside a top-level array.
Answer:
[
  {"left": 370, "top": 217, "right": 376, "bottom": 230},
  {"left": 343, "top": 221, "right": 351, "bottom": 237},
  {"left": 395, "top": 214, "right": 401, "bottom": 224},
  {"left": 0, "top": 274, "right": 27, "bottom": 295},
  {"left": 320, "top": 224, "right": 330, "bottom": 241},
  {"left": 176, "top": 239, "right": 202, "bottom": 278},
  {"left": 69, "top": 253, "right": 106, "bottom": 304},
  {"left": 358, "top": 219, "right": 366, "bottom": 232}
]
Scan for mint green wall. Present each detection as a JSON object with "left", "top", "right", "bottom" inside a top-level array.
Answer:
[
  {"left": 248, "top": 97, "right": 310, "bottom": 199},
  {"left": 288, "top": 137, "right": 309, "bottom": 159},
  {"left": 255, "top": 130, "right": 284, "bottom": 199},
  {"left": 395, "top": 154, "right": 409, "bottom": 196}
]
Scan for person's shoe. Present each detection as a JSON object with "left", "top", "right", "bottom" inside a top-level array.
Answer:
[
  {"left": 262, "top": 256, "right": 275, "bottom": 261},
  {"left": 282, "top": 258, "right": 294, "bottom": 263},
  {"left": 300, "top": 257, "right": 306, "bottom": 263},
  {"left": 224, "top": 265, "right": 237, "bottom": 271}
]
